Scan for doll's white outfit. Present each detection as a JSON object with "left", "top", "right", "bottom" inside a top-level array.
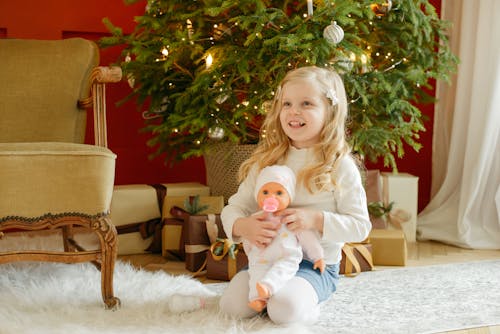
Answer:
[
  {"left": 244, "top": 222, "right": 324, "bottom": 301},
  {"left": 243, "top": 222, "right": 301, "bottom": 302},
  {"left": 244, "top": 165, "right": 325, "bottom": 302}
]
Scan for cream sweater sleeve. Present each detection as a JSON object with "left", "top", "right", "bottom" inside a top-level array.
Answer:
[
  {"left": 322, "top": 157, "right": 372, "bottom": 243},
  {"left": 220, "top": 166, "right": 260, "bottom": 243}
]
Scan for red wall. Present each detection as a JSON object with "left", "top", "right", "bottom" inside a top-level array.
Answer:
[{"left": 0, "top": 0, "right": 441, "bottom": 212}]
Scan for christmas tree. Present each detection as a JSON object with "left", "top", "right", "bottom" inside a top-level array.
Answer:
[{"left": 101, "top": 0, "right": 457, "bottom": 169}]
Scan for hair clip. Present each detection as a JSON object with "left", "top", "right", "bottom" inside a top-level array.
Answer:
[{"left": 326, "top": 89, "right": 339, "bottom": 105}]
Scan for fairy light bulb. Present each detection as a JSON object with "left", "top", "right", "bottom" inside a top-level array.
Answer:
[{"left": 206, "top": 54, "right": 213, "bottom": 69}]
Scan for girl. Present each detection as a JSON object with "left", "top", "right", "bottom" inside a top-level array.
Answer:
[{"left": 219, "top": 66, "right": 371, "bottom": 324}]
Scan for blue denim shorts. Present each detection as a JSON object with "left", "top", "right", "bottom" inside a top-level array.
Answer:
[
  {"left": 295, "top": 259, "right": 340, "bottom": 302},
  {"left": 240, "top": 259, "right": 340, "bottom": 303}
]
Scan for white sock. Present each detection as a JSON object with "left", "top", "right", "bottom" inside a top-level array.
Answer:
[
  {"left": 266, "top": 276, "right": 320, "bottom": 325},
  {"left": 168, "top": 294, "right": 207, "bottom": 313}
]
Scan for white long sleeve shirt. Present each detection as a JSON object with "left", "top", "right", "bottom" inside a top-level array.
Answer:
[{"left": 221, "top": 146, "right": 372, "bottom": 265}]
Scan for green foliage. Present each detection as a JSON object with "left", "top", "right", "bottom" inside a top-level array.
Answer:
[
  {"left": 100, "top": 0, "right": 458, "bottom": 169},
  {"left": 368, "top": 201, "right": 394, "bottom": 218},
  {"left": 183, "top": 195, "right": 209, "bottom": 214}
]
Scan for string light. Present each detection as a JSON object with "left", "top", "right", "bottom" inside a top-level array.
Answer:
[{"left": 206, "top": 54, "right": 213, "bottom": 69}]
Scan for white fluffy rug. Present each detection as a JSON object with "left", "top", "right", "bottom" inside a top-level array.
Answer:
[{"left": 1, "top": 260, "right": 500, "bottom": 334}]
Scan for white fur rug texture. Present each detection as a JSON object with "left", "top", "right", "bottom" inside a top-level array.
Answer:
[{"left": 1, "top": 259, "right": 500, "bottom": 334}]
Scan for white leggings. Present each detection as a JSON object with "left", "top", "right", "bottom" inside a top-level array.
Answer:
[{"left": 219, "top": 270, "right": 320, "bottom": 325}]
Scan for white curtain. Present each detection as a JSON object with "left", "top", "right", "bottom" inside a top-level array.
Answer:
[{"left": 417, "top": 0, "right": 500, "bottom": 249}]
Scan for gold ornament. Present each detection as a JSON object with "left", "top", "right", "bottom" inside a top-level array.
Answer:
[
  {"left": 323, "top": 21, "right": 344, "bottom": 45},
  {"left": 370, "top": 0, "right": 392, "bottom": 17}
]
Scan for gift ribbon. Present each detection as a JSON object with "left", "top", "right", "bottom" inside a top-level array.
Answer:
[
  {"left": 184, "top": 243, "right": 210, "bottom": 278},
  {"left": 342, "top": 243, "right": 374, "bottom": 277},
  {"left": 205, "top": 214, "right": 218, "bottom": 244},
  {"left": 209, "top": 239, "right": 242, "bottom": 280},
  {"left": 184, "top": 244, "right": 210, "bottom": 254},
  {"left": 183, "top": 214, "right": 219, "bottom": 255},
  {"left": 387, "top": 209, "right": 411, "bottom": 230}
]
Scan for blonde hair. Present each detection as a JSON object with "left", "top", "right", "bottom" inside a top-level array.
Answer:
[{"left": 239, "top": 66, "right": 351, "bottom": 193}]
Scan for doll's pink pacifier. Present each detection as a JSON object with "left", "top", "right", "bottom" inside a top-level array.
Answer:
[{"left": 262, "top": 197, "right": 280, "bottom": 213}]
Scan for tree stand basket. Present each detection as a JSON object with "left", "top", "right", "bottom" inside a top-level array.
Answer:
[{"left": 204, "top": 142, "right": 256, "bottom": 203}]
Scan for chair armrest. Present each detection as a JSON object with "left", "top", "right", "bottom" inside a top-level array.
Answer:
[
  {"left": 92, "top": 66, "right": 122, "bottom": 84},
  {"left": 78, "top": 66, "right": 122, "bottom": 148}
]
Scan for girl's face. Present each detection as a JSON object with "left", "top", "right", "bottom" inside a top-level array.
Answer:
[{"left": 279, "top": 78, "right": 329, "bottom": 149}]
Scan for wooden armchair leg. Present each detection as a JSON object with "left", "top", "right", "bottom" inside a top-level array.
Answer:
[
  {"left": 101, "top": 248, "right": 120, "bottom": 310},
  {"left": 94, "top": 216, "right": 120, "bottom": 310}
]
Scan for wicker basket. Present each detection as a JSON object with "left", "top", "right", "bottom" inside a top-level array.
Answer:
[{"left": 204, "top": 142, "right": 256, "bottom": 203}]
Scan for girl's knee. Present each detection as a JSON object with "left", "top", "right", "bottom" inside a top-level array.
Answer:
[
  {"left": 267, "top": 294, "right": 319, "bottom": 325},
  {"left": 267, "top": 296, "right": 297, "bottom": 324},
  {"left": 218, "top": 271, "right": 257, "bottom": 318},
  {"left": 266, "top": 277, "right": 320, "bottom": 325}
]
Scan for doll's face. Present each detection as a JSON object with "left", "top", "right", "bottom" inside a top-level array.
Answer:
[{"left": 257, "top": 182, "right": 291, "bottom": 212}]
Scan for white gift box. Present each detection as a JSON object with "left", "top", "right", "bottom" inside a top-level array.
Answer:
[
  {"left": 110, "top": 183, "right": 210, "bottom": 255},
  {"left": 381, "top": 172, "right": 419, "bottom": 242}
]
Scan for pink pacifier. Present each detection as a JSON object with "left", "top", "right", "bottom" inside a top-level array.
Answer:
[{"left": 262, "top": 197, "right": 280, "bottom": 213}]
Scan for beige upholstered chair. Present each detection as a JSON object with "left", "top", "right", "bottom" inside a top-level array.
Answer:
[{"left": 0, "top": 38, "right": 121, "bottom": 309}]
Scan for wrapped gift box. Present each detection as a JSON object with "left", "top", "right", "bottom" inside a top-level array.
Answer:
[
  {"left": 369, "top": 229, "right": 407, "bottom": 266},
  {"left": 206, "top": 239, "right": 248, "bottom": 281},
  {"left": 110, "top": 183, "right": 210, "bottom": 255},
  {"left": 161, "top": 196, "right": 224, "bottom": 261},
  {"left": 381, "top": 172, "right": 419, "bottom": 242},
  {"left": 340, "top": 242, "right": 374, "bottom": 276}
]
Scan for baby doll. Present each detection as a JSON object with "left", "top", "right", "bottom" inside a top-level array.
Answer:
[{"left": 244, "top": 165, "right": 325, "bottom": 312}]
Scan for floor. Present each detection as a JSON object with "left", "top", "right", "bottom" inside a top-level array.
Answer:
[{"left": 119, "top": 240, "right": 500, "bottom": 334}]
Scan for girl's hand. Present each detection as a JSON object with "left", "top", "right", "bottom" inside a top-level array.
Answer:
[
  {"left": 280, "top": 208, "right": 324, "bottom": 234},
  {"left": 233, "top": 212, "right": 281, "bottom": 248}
]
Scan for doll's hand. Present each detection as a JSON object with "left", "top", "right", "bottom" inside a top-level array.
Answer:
[
  {"left": 313, "top": 258, "right": 326, "bottom": 274},
  {"left": 233, "top": 213, "right": 281, "bottom": 248},
  {"left": 280, "top": 208, "right": 324, "bottom": 233}
]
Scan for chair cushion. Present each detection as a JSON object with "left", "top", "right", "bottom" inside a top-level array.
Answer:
[{"left": 0, "top": 142, "right": 116, "bottom": 218}]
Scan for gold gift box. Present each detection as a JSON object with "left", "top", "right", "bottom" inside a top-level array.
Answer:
[{"left": 369, "top": 229, "right": 407, "bottom": 266}]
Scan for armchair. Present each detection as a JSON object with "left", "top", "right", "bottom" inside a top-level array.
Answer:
[{"left": 0, "top": 38, "right": 121, "bottom": 309}]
